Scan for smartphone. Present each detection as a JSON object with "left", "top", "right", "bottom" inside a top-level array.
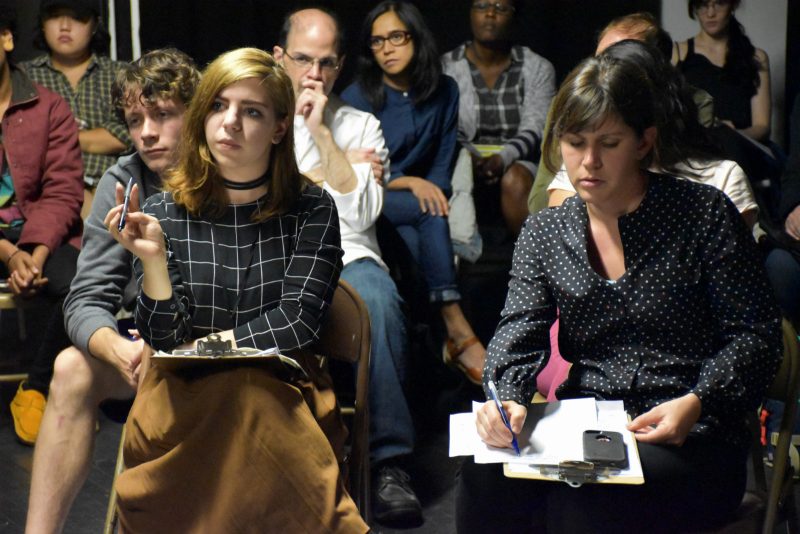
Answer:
[{"left": 582, "top": 430, "right": 628, "bottom": 469}]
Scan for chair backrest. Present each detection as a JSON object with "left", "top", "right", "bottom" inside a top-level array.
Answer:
[
  {"left": 313, "top": 279, "right": 372, "bottom": 521},
  {"left": 762, "top": 319, "right": 800, "bottom": 533}
]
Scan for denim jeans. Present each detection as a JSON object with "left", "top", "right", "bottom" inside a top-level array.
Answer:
[
  {"left": 383, "top": 189, "right": 460, "bottom": 303},
  {"left": 341, "top": 258, "right": 414, "bottom": 464},
  {"left": 766, "top": 247, "right": 800, "bottom": 323}
]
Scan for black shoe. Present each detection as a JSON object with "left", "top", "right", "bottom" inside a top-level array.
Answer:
[{"left": 372, "top": 464, "right": 423, "bottom": 525}]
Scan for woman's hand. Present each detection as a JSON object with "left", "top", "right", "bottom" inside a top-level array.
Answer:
[
  {"left": 476, "top": 399, "right": 527, "bottom": 449},
  {"left": 627, "top": 393, "right": 702, "bottom": 446},
  {"left": 104, "top": 183, "right": 166, "bottom": 262},
  {"left": 408, "top": 177, "right": 449, "bottom": 216}
]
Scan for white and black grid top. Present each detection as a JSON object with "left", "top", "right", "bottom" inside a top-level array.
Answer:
[{"left": 133, "top": 184, "right": 343, "bottom": 355}]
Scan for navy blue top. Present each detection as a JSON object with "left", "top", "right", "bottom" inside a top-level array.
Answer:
[{"left": 342, "top": 75, "right": 459, "bottom": 196}]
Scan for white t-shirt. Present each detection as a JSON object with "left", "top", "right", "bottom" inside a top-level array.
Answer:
[
  {"left": 294, "top": 95, "right": 389, "bottom": 269},
  {"left": 547, "top": 159, "right": 758, "bottom": 215}
]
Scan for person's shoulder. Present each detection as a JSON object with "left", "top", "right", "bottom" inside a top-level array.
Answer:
[
  {"left": 338, "top": 85, "right": 369, "bottom": 110},
  {"left": 441, "top": 43, "right": 468, "bottom": 65},
  {"left": 516, "top": 45, "right": 553, "bottom": 67},
  {"left": 431, "top": 74, "right": 459, "bottom": 104},
  {"left": 655, "top": 171, "right": 725, "bottom": 205},
  {"left": 94, "top": 54, "right": 125, "bottom": 69},
  {"left": 297, "top": 183, "right": 337, "bottom": 213},
  {"left": 440, "top": 73, "right": 459, "bottom": 94},
  {"left": 754, "top": 48, "right": 770, "bottom": 69},
  {"left": 18, "top": 54, "right": 49, "bottom": 70},
  {"left": 330, "top": 92, "right": 378, "bottom": 126}
]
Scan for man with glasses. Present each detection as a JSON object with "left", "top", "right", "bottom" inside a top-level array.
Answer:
[{"left": 274, "top": 7, "right": 422, "bottom": 525}]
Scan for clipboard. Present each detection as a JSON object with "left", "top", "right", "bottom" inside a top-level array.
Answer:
[
  {"left": 501, "top": 400, "right": 644, "bottom": 487},
  {"left": 449, "top": 398, "right": 645, "bottom": 487},
  {"left": 151, "top": 334, "right": 308, "bottom": 382},
  {"left": 502, "top": 442, "right": 645, "bottom": 487}
]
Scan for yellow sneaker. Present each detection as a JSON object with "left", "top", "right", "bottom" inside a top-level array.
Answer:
[{"left": 9, "top": 382, "right": 46, "bottom": 445}]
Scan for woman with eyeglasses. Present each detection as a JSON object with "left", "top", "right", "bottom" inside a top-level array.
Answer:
[
  {"left": 343, "top": 0, "right": 487, "bottom": 386},
  {"left": 673, "top": 0, "right": 771, "bottom": 144},
  {"left": 442, "top": 0, "right": 555, "bottom": 236}
]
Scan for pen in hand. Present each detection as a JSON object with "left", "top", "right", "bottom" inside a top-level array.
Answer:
[
  {"left": 118, "top": 177, "right": 134, "bottom": 232},
  {"left": 487, "top": 379, "right": 521, "bottom": 456}
]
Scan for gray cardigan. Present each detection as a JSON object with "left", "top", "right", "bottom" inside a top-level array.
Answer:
[
  {"left": 441, "top": 43, "right": 555, "bottom": 170},
  {"left": 64, "top": 152, "right": 161, "bottom": 354}
]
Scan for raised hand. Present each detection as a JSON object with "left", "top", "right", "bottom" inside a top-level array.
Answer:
[{"left": 104, "top": 182, "right": 166, "bottom": 262}]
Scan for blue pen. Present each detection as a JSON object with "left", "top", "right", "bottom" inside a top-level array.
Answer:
[
  {"left": 487, "top": 379, "right": 521, "bottom": 456},
  {"left": 117, "top": 177, "right": 134, "bottom": 232}
]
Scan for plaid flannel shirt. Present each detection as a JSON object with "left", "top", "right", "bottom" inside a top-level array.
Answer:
[{"left": 21, "top": 54, "right": 131, "bottom": 184}]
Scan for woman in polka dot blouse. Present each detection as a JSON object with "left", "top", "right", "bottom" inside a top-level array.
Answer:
[{"left": 455, "top": 41, "right": 782, "bottom": 533}]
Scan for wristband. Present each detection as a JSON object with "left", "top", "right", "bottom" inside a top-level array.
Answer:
[{"left": 7, "top": 248, "right": 21, "bottom": 263}]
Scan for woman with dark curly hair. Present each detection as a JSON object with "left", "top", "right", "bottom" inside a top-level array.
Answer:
[{"left": 673, "top": 0, "right": 771, "bottom": 143}]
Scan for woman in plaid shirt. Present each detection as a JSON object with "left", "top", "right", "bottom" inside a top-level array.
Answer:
[{"left": 104, "top": 48, "right": 367, "bottom": 533}]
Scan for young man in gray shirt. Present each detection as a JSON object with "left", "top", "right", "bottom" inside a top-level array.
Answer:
[{"left": 25, "top": 48, "right": 200, "bottom": 534}]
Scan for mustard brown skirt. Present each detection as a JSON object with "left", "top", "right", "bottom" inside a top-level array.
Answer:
[{"left": 115, "top": 358, "right": 368, "bottom": 534}]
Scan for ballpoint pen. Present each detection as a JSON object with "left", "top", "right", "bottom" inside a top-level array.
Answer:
[
  {"left": 118, "top": 177, "right": 134, "bottom": 232},
  {"left": 487, "top": 379, "right": 521, "bottom": 456}
]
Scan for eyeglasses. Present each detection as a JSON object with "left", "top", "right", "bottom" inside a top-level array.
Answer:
[
  {"left": 282, "top": 50, "right": 341, "bottom": 73},
  {"left": 696, "top": 0, "right": 731, "bottom": 13},
  {"left": 368, "top": 31, "right": 412, "bottom": 51},
  {"left": 471, "top": 1, "right": 516, "bottom": 15}
]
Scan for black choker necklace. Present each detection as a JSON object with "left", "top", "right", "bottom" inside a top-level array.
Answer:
[{"left": 222, "top": 172, "right": 269, "bottom": 191}]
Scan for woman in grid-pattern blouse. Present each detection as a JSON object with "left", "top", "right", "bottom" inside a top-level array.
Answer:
[
  {"left": 104, "top": 48, "right": 367, "bottom": 533},
  {"left": 456, "top": 43, "right": 781, "bottom": 533}
]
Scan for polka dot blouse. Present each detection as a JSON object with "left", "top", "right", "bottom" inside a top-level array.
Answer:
[{"left": 486, "top": 173, "right": 782, "bottom": 445}]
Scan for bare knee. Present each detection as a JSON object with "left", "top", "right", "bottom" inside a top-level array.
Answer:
[
  {"left": 49, "top": 347, "right": 101, "bottom": 405},
  {"left": 501, "top": 164, "right": 534, "bottom": 198}
]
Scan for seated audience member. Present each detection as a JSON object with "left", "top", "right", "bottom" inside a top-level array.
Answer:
[
  {"left": 546, "top": 40, "right": 758, "bottom": 231},
  {"left": 528, "top": 12, "right": 706, "bottom": 213},
  {"left": 24, "top": 48, "right": 199, "bottom": 534},
  {"left": 21, "top": 0, "right": 130, "bottom": 218},
  {"left": 673, "top": 0, "right": 783, "bottom": 217},
  {"left": 273, "top": 8, "right": 421, "bottom": 523},
  {"left": 442, "top": 0, "right": 554, "bottom": 235},
  {"left": 0, "top": 3, "right": 84, "bottom": 446},
  {"left": 106, "top": 48, "right": 366, "bottom": 533},
  {"left": 343, "top": 0, "right": 486, "bottom": 386},
  {"left": 765, "top": 96, "right": 800, "bottom": 325},
  {"left": 456, "top": 45, "right": 781, "bottom": 533},
  {"left": 673, "top": 0, "right": 770, "bottom": 144}
]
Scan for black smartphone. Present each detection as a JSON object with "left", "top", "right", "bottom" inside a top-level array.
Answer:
[{"left": 582, "top": 430, "right": 628, "bottom": 469}]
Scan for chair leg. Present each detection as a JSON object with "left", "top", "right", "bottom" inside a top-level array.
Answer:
[
  {"left": 104, "top": 425, "right": 127, "bottom": 534},
  {"left": 18, "top": 307, "right": 26, "bottom": 341}
]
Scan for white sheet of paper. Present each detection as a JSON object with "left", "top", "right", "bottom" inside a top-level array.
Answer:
[
  {"left": 449, "top": 397, "right": 642, "bottom": 480},
  {"left": 449, "top": 412, "right": 483, "bottom": 457}
]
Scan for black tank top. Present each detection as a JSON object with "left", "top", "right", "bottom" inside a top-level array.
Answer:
[{"left": 678, "top": 38, "right": 754, "bottom": 129}]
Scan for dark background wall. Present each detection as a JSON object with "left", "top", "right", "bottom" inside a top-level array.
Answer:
[
  {"left": 133, "top": 0, "right": 660, "bottom": 92},
  {"left": 10, "top": 0, "right": 797, "bottom": 146}
]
